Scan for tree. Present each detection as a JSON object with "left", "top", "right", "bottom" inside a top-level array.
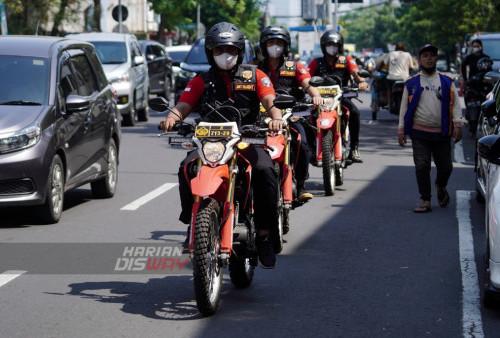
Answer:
[{"left": 340, "top": 0, "right": 499, "bottom": 56}]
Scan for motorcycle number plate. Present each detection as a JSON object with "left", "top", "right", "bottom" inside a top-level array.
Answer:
[
  {"left": 195, "top": 125, "right": 233, "bottom": 138},
  {"left": 318, "top": 87, "right": 337, "bottom": 95}
]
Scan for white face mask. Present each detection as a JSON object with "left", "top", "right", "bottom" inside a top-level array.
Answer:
[
  {"left": 267, "top": 45, "right": 283, "bottom": 58},
  {"left": 214, "top": 53, "right": 238, "bottom": 70},
  {"left": 326, "top": 45, "right": 338, "bottom": 56},
  {"left": 472, "top": 47, "right": 480, "bottom": 54}
]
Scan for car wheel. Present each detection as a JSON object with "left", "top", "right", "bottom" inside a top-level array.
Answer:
[
  {"left": 91, "top": 139, "right": 118, "bottom": 198},
  {"left": 137, "top": 91, "right": 149, "bottom": 122},
  {"left": 37, "top": 155, "right": 65, "bottom": 224},
  {"left": 122, "top": 100, "right": 136, "bottom": 126}
]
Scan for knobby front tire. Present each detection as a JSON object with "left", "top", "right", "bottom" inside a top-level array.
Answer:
[{"left": 192, "top": 198, "right": 223, "bottom": 316}]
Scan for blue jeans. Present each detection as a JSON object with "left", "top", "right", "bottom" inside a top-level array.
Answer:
[{"left": 410, "top": 130, "right": 453, "bottom": 201}]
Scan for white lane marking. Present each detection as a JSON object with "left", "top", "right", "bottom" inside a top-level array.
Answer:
[
  {"left": 456, "top": 190, "right": 484, "bottom": 337},
  {"left": 0, "top": 270, "right": 26, "bottom": 288},
  {"left": 454, "top": 140, "right": 465, "bottom": 164},
  {"left": 121, "top": 183, "right": 178, "bottom": 211}
]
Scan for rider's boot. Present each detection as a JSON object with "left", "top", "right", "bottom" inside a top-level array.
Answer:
[
  {"left": 256, "top": 233, "right": 276, "bottom": 269},
  {"left": 297, "top": 180, "right": 313, "bottom": 202},
  {"left": 348, "top": 146, "right": 363, "bottom": 163}
]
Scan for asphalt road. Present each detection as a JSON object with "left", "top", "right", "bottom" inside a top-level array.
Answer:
[{"left": 1, "top": 91, "right": 498, "bottom": 337}]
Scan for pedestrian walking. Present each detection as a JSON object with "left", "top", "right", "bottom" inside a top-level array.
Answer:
[{"left": 398, "top": 44, "right": 463, "bottom": 213}]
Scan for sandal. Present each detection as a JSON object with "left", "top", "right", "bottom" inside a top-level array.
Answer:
[
  {"left": 414, "top": 204, "right": 432, "bottom": 213},
  {"left": 436, "top": 184, "right": 450, "bottom": 208}
]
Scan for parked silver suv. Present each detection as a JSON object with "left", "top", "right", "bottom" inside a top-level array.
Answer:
[{"left": 69, "top": 32, "right": 149, "bottom": 126}]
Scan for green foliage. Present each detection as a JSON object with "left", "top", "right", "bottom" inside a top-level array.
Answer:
[{"left": 341, "top": 0, "right": 499, "bottom": 56}]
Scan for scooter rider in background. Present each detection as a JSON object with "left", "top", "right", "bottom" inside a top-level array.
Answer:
[
  {"left": 159, "top": 22, "right": 283, "bottom": 269},
  {"left": 461, "top": 39, "right": 490, "bottom": 85},
  {"left": 383, "top": 42, "right": 418, "bottom": 110},
  {"left": 308, "top": 30, "right": 369, "bottom": 163},
  {"left": 258, "top": 25, "right": 323, "bottom": 202}
]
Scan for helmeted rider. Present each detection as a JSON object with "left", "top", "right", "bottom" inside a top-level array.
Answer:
[
  {"left": 308, "top": 30, "right": 369, "bottom": 163},
  {"left": 461, "top": 39, "right": 490, "bottom": 83},
  {"left": 159, "top": 22, "right": 283, "bottom": 269},
  {"left": 258, "top": 25, "right": 323, "bottom": 202}
]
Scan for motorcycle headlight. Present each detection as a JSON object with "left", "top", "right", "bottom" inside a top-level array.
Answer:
[
  {"left": 321, "top": 97, "right": 334, "bottom": 111},
  {"left": 0, "top": 124, "right": 41, "bottom": 154},
  {"left": 203, "top": 141, "right": 225, "bottom": 163}
]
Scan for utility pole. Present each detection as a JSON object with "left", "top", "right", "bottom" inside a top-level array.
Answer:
[
  {"left": 0, "top": 1, "right": 7, "bottom": 35},
  {"left": 196, "top": 1, "right": 201, "bottom": 38},
  {"left": 118, "top": 0, "right": 122, "bottom": 33},
  {"left": 332, "top": 0, "right": 338, "bottom": 30}
]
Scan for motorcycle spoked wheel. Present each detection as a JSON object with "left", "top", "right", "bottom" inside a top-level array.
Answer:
[
  {"left": 336, "top": 126, "right": 350, "bottom": 185},
  {"left": 272, "top": 162, "right": 284, "bottom": 254},
  {"left": 192, "top": 198, "right": 223, "bottom": 316},
  {"left": 322, "top": 130, "right": 336, "bottom": 196}
]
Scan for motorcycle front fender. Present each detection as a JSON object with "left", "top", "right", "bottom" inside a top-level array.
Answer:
[
  {"left": 316, "top": 110, "right": 337, "bottom": 130},
  {"left": 190, "top": 165, "right": 229, "bottom": 198},
  {"left": 266, "top": 134, "right": 286, "bottom": 161}
]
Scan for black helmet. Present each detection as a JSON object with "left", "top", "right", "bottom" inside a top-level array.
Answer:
[
  {"left": 320, "top": 30, "right": 344, "bottom": 55},
  {"left": 259, "top": 25, "right": 291, "bottom": 58},
  {"left": 477, "top": 57, "right": 493, "bottom": 72},
  {"left": 205, "top": 22, "right": 245, "bottom": 68}
]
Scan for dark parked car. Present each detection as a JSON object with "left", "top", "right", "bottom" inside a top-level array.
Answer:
[
  {"left": 0, "top": 36, "right": 121, "bottom": 223},
  {"left": 174, "top": 37, "right": 255, "bottom": 103},
  {"left": 139, "top": 40, "right": 174, "bottom": 99}
]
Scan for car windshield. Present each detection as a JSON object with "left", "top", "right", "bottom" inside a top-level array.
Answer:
[
  {"left": 483, "top": 39, "right": 500, "bottom": 61},
  {"left": 185, "top": 43, "right": 208, "bottom": 64},
  {"left": 91, "top": 41, "right": 128, "bottom": 64},
  {"left": 169, "top": 50, "right": 189, "bottom": 63},
  {"left": 0, "top": 55, "right": 49, "bottom": 105}
]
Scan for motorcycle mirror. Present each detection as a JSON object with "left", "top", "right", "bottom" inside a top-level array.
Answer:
[
  {"left": 358, "top": 69, "right": 371, "bottom": 78},
  {"left": 309, "top": 76, "right": 324, "bottom": 87},
  {"left": 148, "top": 97, "right": 169, "bottom": 112},
  {"left": 481, "top": 99, "right": 497, "bottom": 118},
  {"left": 273, "top": 94, "right": 296, "bottom": 110}
]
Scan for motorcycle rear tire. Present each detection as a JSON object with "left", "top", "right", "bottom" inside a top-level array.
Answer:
[
  {"left": 193, "top": 198, "right": 223, "bottom": 316},
  {"left": 322, "top": 130, "right": 336, "bottom": 196}
]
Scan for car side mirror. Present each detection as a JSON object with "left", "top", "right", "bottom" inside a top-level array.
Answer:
[
  {"left": 66, "top": 95, "right": 90, "bottom": 114},
  {"left": 273, "top": 94, "right": 296, "bottom": 110},
  {"left": 478, "top": 135, "right": 500, "bottom": 165},
  {"left": 133, "top": 55, "right": 145, "bottom": 66},
  {"left": 481, "top": 99, "right": 497, "bottom": 118}
]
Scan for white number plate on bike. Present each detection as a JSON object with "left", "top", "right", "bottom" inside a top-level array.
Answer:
[{"left": 195, "top": 125, "right": 233, "bottom": 138}]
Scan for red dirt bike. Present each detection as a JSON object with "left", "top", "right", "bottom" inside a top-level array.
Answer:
[
  {"left": 300, "top": 75, "right": 360, "bottom": 196},
  {"left": 149, "top": 95, "right": 295, "bottom": 316},
  {"left": 264, "top": 105, "right": 300, "bottom": 250}
]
